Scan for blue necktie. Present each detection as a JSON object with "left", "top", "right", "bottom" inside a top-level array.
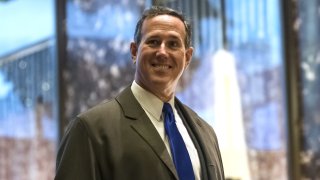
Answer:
[{"left": 163, "top": 103, "right": 195, "bottom": 180}]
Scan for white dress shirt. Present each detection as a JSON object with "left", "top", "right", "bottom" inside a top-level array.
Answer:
[{"left": 131, "top": 81, "right": 201, "bottom": 180}]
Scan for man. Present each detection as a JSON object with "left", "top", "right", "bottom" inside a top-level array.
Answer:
[{"left": 55, "top": 6, "right": 224, "bottom": 180}]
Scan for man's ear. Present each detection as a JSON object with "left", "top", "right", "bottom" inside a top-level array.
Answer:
[
  {"left": 130, "top": 42, "right": 138, "bottom": 64},
  {"left": 185, "top": 47, "right": 194, "bottom": 68}
]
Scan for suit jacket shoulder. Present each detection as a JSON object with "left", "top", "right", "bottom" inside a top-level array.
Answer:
[{"left": 55, "top": 86, "right": 178, "bottom": 180}]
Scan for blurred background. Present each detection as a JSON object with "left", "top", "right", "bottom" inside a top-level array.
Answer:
[{"left": 0, "top": 0, "right": 319, "bottom": 179}]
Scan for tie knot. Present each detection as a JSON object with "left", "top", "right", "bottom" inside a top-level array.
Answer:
[
  {"left": 162, "top": 102, "right": 173, "bottom": 114},
  {"left": 162, "top": 103, "right": 175, "bottom": 123}
]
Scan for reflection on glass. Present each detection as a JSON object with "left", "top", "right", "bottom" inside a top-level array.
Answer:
[
  {"left": 226, "top": 0, "right": 288, "bottom": 179},
  {"left": 0, "top": 0, "right": 57, "bottom": 179}
]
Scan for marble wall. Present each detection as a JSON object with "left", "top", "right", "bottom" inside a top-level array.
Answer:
[
  {"left": 297, "top": 0, "right": 320, "bottom": 179},
  {"left": 64, "top": 0, "right": 143, "bottom": 120}
]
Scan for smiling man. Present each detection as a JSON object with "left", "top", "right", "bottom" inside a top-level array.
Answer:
[
  {"left": 55, "top": 6, "right": 224, "bottom": 180},
  {"left": 130, "top": 12, "right": 193, "bottom": 103}
]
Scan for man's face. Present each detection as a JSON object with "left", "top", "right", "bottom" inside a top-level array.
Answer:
[{"left": 130, "top": 15, "right": 193, "bottom": 101}]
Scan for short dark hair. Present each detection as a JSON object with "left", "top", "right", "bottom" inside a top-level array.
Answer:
[{"left": 133, "top": 6, "right": 192, "bottom": 48}]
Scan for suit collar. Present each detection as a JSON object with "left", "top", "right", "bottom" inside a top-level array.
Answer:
[
  {"left": 115, "top": 86, "right": 144, "bottom": 119},
  {"left": 131, "top": 81, "right": 163, "bottom": 122}
]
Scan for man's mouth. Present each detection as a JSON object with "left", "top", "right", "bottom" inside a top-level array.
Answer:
[{"left": 152, "top": 64, "right": 172, "bottom": 70}]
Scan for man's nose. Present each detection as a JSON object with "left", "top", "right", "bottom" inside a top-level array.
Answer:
[{"left": 156, "top": 43, "right": 168, "bottom": 58}]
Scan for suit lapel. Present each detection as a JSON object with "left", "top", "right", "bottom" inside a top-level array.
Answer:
[
  {"left": 130, "top": 115, "right": 178, "bottom": 179},
  {"left": 116, "top": 87, "right": 178, "bottom": 179},
  {"left": 175, "top": 98, "right": 213, "bottom": 180}
]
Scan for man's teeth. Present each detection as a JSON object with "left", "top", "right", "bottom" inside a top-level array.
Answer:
[{"left": 154, "top": 65, "right": 170, "bottom": 69}]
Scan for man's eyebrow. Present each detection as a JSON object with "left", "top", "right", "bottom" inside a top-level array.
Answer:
[
  {"left": 145, "top": 35, "right": 181, "bottom": 41},
  {"left": 168, "top": 36, "right": 184, "bottom": 43},
  {"left": 168, "top": 35, "right": 180, "bottom": 39},
  {"left": 146, "top": 35, "right": 160, "bottom": 39}
]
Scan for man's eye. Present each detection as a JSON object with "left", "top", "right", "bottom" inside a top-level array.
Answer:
[
  {"left": 169, "top": 41, "right": 179, "bottom": 48},
  {"left": 147, "top": 40, "right": 159, "bottom": 45}
]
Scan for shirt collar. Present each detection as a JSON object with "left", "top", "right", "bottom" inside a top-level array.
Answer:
[{"left": 131, "top": 81, "right": 175, "bottom": 121}]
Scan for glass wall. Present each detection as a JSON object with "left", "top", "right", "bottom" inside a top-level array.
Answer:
[
  {"left": 225, "top": 0, "right": 288, "bottom": 179},
  {"left": 0, "top": 0, "right": 58, "bottom": 179}
]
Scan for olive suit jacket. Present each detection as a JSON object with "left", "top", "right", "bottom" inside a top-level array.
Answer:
[{"left": 55, "top": 86, "right": 224, "bottom": 180}]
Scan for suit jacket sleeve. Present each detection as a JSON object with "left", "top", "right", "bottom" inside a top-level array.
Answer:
[{"left": 54, "top": 118, "right": 102, "bottom": 180}]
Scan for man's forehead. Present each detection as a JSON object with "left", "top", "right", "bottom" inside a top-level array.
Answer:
[
  {"left": 145, "top": 14, "right": 184, "bottom": 24},
  {"left": 141, "top": 15, "right": 186, "bottom": 33}
]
